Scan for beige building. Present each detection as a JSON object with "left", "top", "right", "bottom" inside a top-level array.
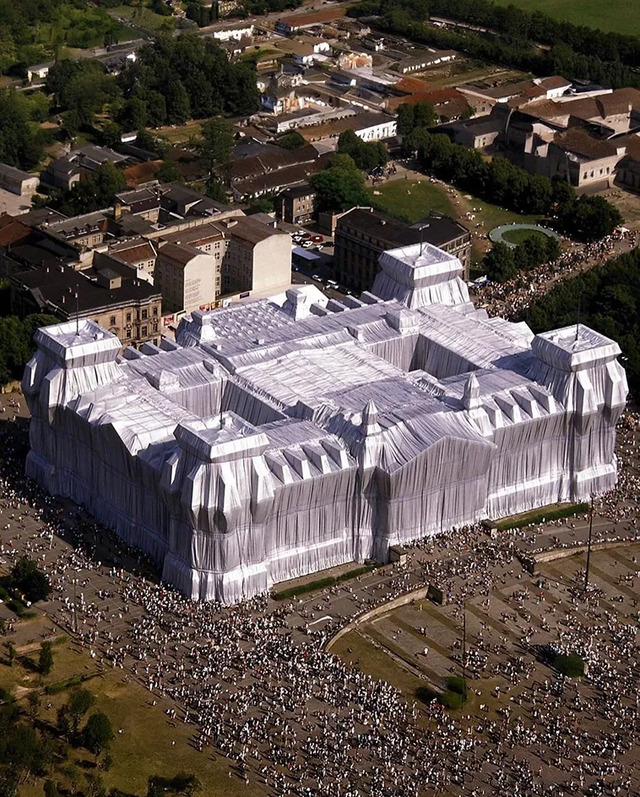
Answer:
[
  {"left": 107, "top": 237, "right": 158, "bottom": 281},
  {"left": 10, "top": 260, "right": 162, "bottom": 348},
  {"left": 159, "top": 216, "right": 291, "bottom": 302},
  {"left": 155, "top": 243, "right": 220, "bottom": 313}
]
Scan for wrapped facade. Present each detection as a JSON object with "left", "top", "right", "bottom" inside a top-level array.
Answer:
[{"left": 22, "top": 243, "right": 628, "bottom": 604}]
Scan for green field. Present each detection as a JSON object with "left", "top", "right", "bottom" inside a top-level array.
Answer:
[
  {"left": 112, "top": 5, "right": 176, "bottom": 33},
  {"left": 500, "top": 228, "right": 548, "bottom": 246},
  {"left": 368, "top": 180, "right": 455, "bottom": 222},
  {"left": 489, "top": 0, "right": 638, "bottom": 36},
  {"left": 369, "top": 179, "right": 539, "bottom": 263}
]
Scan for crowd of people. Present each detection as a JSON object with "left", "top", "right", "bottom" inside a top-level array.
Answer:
[
  {"left": 471, "top": 229, "right": 640, "bottom": 319},
  {"left": 0, "top": 393, "right": 638, "bottom": 795}
]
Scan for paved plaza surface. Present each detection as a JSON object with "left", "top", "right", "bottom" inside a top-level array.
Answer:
[{"left": 0, "top": 391, "right": 639, "bottom": 796}]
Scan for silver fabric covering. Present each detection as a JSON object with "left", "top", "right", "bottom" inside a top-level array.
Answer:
[{"left": 23, "top": 246, "right": 628, "bottom": 604}]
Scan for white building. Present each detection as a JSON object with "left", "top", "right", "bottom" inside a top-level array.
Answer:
[{"left": 22, "top": 242, "right": 627, "bottom": 604}]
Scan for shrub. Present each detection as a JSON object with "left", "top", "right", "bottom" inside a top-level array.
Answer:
[
  {"left": 415, "top": 685, "right": 439, "bottom": 704},
  {"left": 445, "top": 675, "right": 467, "bottom": 696},
  {"left": 439, "top": 690, "right": 465, "bottom": 710},
  {"left": 554, "top": 653, "right": 585, "bottom": 678}
]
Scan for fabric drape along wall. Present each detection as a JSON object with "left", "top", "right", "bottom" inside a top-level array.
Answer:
[{"left": 22, "top": 302, "right": 627, "bottom": 605}]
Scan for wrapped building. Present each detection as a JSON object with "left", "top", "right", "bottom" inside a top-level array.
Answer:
[{"left": 22, "top": 243, "right": 628, "bottom": 604}]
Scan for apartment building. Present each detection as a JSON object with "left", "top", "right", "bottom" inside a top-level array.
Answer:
[{"left": 334, "top": 207, "right": 471, "bottom": 292}]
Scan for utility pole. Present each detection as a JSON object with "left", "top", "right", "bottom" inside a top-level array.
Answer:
[
  {"left": 73, "top": 579, "right": 78, "bottom": 634},
  {"left": 462, "top": 601, "right": 467, "bottom": 700},
  {"left": 584, "top": 494, "right": 595, "bottom": 592}
]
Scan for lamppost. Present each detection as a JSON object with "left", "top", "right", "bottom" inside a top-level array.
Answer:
[
  {"left": 584, "top": 494, "right": 595, "bottom": 592},
  {"left": 461, "top": 601, "right": 467, "bottom": 700}
]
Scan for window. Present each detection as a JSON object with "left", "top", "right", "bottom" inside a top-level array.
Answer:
[
  {"left": 141, "top": 325, "right": 148, "bottom": 337},
  {"left": 141, "top": 309, "right": 148, "bottom": 320},
  {"left": 110, "top": 315, "right": 116, "bottom": 326},
  {"left": 152, "top": 306, "right": 158, "bottom": 316},
  {"left": 126, "top": 312, "right": 132, "bottom": 323},
  {"left": 152, "top": 323, "right": 158, "bottom": 333},
  {"left": 125, "top": 329, "right": 131, "bottom": 339}
]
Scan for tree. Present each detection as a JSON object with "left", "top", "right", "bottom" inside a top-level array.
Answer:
[
  {"left": 10, "top": 557, "right": 51, "bottom": 603},
  {"left": 83, "top": 713, "right": 114, "bottom": 759},
  {"left": 27, "top": 691, "right": 40, "bottom": 721},
  {"left": 274, "top": 130, "right": 306, "bottom": 150},
  {"left": 205, "top": 177, "right": 228, "bottom": 203},
  {"left": 147, "top": 772, "right": 202, "bottom": 797},
  {"left": 198, "top": 117, "right": 234, "bottom": 178},
  {"left": 310, "top": 154, "right": 369, "bottom": 212},
  {"left": 337, "top": 130, "right": 388, "bottom": 171},
  {"left": 396, "top": 101, "right": 436, "bottom": 137},
  {"left": 101, "top": 122, "right": 122, "bottom": 149},
  {"left": 483, "top": 242, "right": 516, "bottom": 282},
  {"left": 0, "top": 90, "right": 46, "bottom": 170},
  {"left": 68, "top": 688, "right": 95, "bottom": 737},
  {"left": 38, "top": 642, "right": 54, "bottom": 677}
]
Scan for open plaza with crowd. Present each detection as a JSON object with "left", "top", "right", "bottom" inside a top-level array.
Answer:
[{"left": 0, "top": 349, "right": 639, "bottom": 795}]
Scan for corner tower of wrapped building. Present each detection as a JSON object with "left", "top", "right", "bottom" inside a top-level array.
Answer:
[{"left": 22, "top": 242, "right": 628, "bottom": 604}]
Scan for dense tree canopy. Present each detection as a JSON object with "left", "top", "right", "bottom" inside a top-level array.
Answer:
[
  {"left": 520, "top": 247, "right": 640, "bottom": 397},
  {"left": 396, "top": 101, "right": 436, "bottom": 137},
  {"left": 0, "top": 314, "right": 59, "bottom": 386},
  {"left": 0, "top": 91, "right": 50, "bottom": 171},
  {"left": 337, "top": 130, "right": 388, "bottom": 171},
  {"left": 310, "top": 154, "right": 370, "bottom": 212},
  {"left": 10, "top": 557, "right": 51, "bottom": 603},
  {"left": 117, "top": 34, "right": 259, "bottom": 126},
  {"left": 47, "top": 60, "right": 120, "bottom": 127},
  {"left": 483, "top": 234, "right": 561, "bottom": 282},
  {"left": 274, "top": 130, "right": 307, "bottom": 150}
]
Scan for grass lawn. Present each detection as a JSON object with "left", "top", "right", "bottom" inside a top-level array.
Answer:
[
  {"left": 369, "top": 178, "right": 540, "bottom": 263},
  {"left": 489, "top": 0, "right": 638, "bottom": 35},
  {"left": 155, "top": 120, "right": 203, "bottom": 144},
  {"left": 0, "top": 618, "right": 259, "bottom": 797},
  {"left": 368, "top": 179, "right": 455, "bottom": 222},
  {"left": 500, "top": 228, "right": 548, "bottom": 246},
  {"left": 112, "top": 5, "right": 176, "bottom": 32}
]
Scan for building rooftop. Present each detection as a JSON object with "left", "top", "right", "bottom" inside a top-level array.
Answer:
[
  {"left": 12, "top": 261, "right": 160, "bottom": 315},
  {"left": 337, "top": 207, "right": 468, "bottom": 250}
]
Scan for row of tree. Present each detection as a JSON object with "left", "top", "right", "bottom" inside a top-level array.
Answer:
[
  {"left": 348, "top": 0, "right": 640, "bottom": 91},
  {"left": 483, "top": 235, "right": 560, "bottom": 283},
  {"left": 410, "top": 130, "right": 622, "bottom": 240},
  {"left": 424, "top": 0, "right": 640, "bottom": 71},
  {"left": 520, "top": 247, "right": 640, "bottom": 397}
]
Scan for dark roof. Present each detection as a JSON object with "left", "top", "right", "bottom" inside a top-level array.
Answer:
[
  {"left": 18, "top": 207, "right": 68, "bottom": 227},
  {"left": 553, "top": 128, "right": 618, "bottom": 159},
  {"left": 232, "top": 153, "right": 331, "bottom": 197},
  {"left": 229, "top": 144, "right": 320, "bottom": 182},
  {"left": 337, "top": 207, "right": 469, "bottom": 249},
  {"left": 280, "top": 183, "right": 316, "bottom": 199},
  {"left": 11, "top": 261, "right": 160, "bottom": 315}
]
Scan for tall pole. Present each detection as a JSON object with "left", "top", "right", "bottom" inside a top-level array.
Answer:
[
  {"left": 462, "top": 601, "right": 467, "bottom": 700},
  {"left": 584, "top": 494, "right": 594, "bottom": 592},
  {"left": 73, "top": 579, "right": 78, "bottom": 634}
]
